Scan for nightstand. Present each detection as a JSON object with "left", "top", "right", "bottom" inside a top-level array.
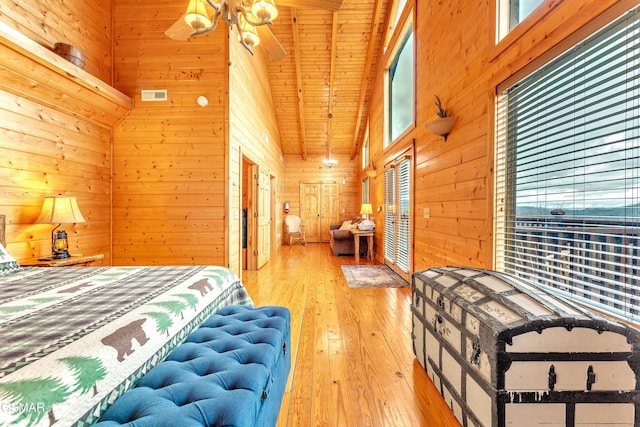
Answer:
[{"left": 20, "top": 254, "right": 105, "bottom": 267}]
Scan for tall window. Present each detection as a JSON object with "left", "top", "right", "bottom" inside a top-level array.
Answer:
[
  {"left": 385, "top": 24, "right": 414, "bottom": 147},
  {"left": 384, "top": 0, "right": 409, "bottom": 53},
  {"left": 362, "top": 177, "right": 369, "bottom": 204},
  {"left": 497, "top": 0, "right": 544, "bottom": 41},
  {"left": 362, "top": 122, "right": 369, "bottom": 170},
  {"left": 392, "top": 0, "right": 407, "bottom": 30},
  {"left": 495, "top": 7, "right": 640, "bottom": 321}
]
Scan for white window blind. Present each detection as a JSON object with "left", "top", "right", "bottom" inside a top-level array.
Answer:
[
  {"left": 384, "top": 167, "right": 396, "bottom": 264},
  {"left": 397, "top": 158, "right": 411, "bottom": 272},
  {"left": 495, "top": 6, "right": 640, "bottom": 321}
]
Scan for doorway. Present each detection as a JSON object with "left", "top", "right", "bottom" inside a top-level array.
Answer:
[
  {"left": 383, "top": 150, "right": 413, "bottom": 282},
  {"left": 300, "top": 182, "right": 340, "bottom": 243},
  {"left": 242, "top": 158, "right": 271, "bottom": 270}
]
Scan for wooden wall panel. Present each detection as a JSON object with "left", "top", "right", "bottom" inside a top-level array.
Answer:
[
  {"left": 228, "top": 39, "right": 285, "bottom": 275},
  {"left": 363, "top": 0, "right": 633, "bottom": 273},
  {"left": 112, "top": 0, "right": 228, "bottom": 266},
  {"left": 0, "top": 0, "right": 112, "bottom": 83},
  {"left": 0, "top": 90, "right": 113, "bottom": 262},
  {"left": 0, "top": 11, "right": 130, "bottom": 264}
]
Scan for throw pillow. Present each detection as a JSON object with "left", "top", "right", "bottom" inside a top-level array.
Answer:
[{"left": 339, "top": 221, "right": 352, "bottom": 230}]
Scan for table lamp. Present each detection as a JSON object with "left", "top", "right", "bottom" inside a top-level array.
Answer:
[
  {"left": 360, "top": 203, "right": 373, "bottom": 219},
  {"left": 35, "top": 195, "right": 86, "bottom": 259},
  {"left": 359, "top": 203, "right": 375, "bottom": 230}
]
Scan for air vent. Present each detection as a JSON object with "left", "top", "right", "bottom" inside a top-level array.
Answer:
[{"left": 140, "top": 90, "right": 168, "bottom": 101}]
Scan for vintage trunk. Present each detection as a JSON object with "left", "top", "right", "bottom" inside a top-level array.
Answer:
[{"left": 411, "top": 267, "right": 640, "bottom": 427}]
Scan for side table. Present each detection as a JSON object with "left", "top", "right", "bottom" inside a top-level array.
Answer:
[
  {"left": 351, "top": 230, "right": 374, "bottom": 262},
  {"left": 20, "top": 254, "right": 105, "bottom": 267}
]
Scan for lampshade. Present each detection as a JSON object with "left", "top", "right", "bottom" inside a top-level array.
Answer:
[
  {"left": 360, "top": 203, "right": 373, "bottom": 216},
  {"left": 35, "top": 196, "right": 86, "bottom": 225},
  {"left": 251, "top": 0, "right": 279, "bottom": 23},
  {"left": 238, "top": 15, "right": 261, "bottom": 48},
  {"left": 184, "top": 0, "right": 212, "bottom": 31}
]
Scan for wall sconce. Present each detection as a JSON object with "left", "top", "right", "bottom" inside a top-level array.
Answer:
[
  {"left": 425, "top": 95, "right": 456, "bottom": 141},
  {"left": 35, "top": 195, "right": 86, "bottom": 259},
  {"left": 366, "top": 160, "right": 377, "bottom": 177}
]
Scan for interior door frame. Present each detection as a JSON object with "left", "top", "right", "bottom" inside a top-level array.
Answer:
[
  {"left": 256, "top": 167, "right": 270, "bottom": 268},
  {"left": 246, "top": 163, "right": 259, "bottom": 270},
  {"left": 383, "top": 145, "right": 414, "bottom": 283}
]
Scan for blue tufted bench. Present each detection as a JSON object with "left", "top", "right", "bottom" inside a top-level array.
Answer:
[{"left": 93, "top": 305, "right": 291, "bottom": 427}]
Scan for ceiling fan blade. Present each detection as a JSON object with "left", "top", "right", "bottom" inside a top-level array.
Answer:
[
  {"left": 257, "top": 26, "right": 287, "bottom": 62},
  {"left": 165, "top": 15, "right": 194, "bottom": 41},
  {"left": 276, "top": 0, "right": 343, "bottom": 11}
]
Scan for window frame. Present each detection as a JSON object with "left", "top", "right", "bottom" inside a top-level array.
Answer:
[
  {"left": 362, "top": 177, "right": 369, "bottom": 205},
  {"left": 494, "top": 5, "right": 640, "bottom": 323},
  {"left": 383, "top": 12, "right": 415, "bottom": 150},
  {"left": 496, "top": 0, "right": 545, "bottom": 41},
  {"left": 361, "top": 121, "right": 370, "bottom": 170}
]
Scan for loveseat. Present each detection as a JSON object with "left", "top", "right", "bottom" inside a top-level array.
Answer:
[{"left": 329, "top": 223, "right": 367, "bottom": 256}]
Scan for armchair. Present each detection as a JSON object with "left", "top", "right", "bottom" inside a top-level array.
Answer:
[{"left": 285, "top": 215, "right": 306, "bottom": 245}]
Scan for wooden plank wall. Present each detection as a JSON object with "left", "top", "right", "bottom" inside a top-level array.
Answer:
[
  {"left": 111, "top": 0, "right": 230, "bottom": 266},
  {"left": 0, "top": 4, "right": 130, "bottom": 263},
  {"left": 228, "top": 39, "right": 285, "bottom": 275},
  {"left": 363, "top": 0, "right": 635, "bottom": 272},
  {"left": 0, "top": 0, "right": 112, "bottom": 84}
]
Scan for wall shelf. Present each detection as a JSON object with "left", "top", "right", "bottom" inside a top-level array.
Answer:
[{"left": 0, "top": 22, "right": 132, "bottom": 129}]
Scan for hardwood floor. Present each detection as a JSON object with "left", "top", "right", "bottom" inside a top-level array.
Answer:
[{"left": 241, "top": 243, "right": 461, "bottom": 427}]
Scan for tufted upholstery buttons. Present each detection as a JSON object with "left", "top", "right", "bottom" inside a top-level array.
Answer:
[{"left": 94, "top": 305, "right": 291, "bottom": 427}]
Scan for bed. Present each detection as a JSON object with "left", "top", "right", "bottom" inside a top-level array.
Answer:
[{"left": 0, "top": 216, "right": 253, "bottom": 427}]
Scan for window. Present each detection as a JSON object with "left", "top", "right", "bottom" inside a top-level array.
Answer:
[
  {"left": 362, "top": 177, "right": 369, "bottom": 204},
  {"left": 495, "top": 7, "right": 640, "bottom": 321},
  {"left": 497, "top": 0, "right": 544, "bottom": 41},
  {"left": 384, "top": 0, "right": 409, "bottom": 52},
  {"left": 385, "top": 23, "right": 414, "bottom": 147},
  {"left": 362, "top": 122, "right": 369, "bottom": 170},
  {"left": 392, "top": 0, "right": 407, "bottom": 30}
]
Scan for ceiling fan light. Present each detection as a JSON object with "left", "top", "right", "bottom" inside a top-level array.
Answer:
[
  {"left": 251, "top": 0, "right": 278, "bottom": 22},
  {"left": 322, "top": 158, "right": 338, "bottom": 168},
  {"left": 184, "top": 0, "right": 212, "bottom": 30},
  {"left": 237, "top": 17, "right": 261, "bottom": 47}
]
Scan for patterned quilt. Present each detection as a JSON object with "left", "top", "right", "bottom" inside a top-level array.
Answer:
[{"left": 0, "top": 265, "right": 253, "bottom": 427}]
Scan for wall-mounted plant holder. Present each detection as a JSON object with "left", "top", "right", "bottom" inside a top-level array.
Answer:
[
  {"left": 425, "top": 116, "right": 456, "bottom": 141},
  {"left": 426, "top": 95, "right": 456, "bottom": 141}
]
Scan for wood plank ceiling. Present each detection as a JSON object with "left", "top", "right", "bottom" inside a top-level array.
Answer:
[{"left": 262, "top": 0, "right": 389, "bottom": 161}]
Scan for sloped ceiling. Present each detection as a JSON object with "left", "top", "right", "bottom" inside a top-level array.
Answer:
[{"left": 263, "top": 0, "right": 389, "bottom": 160}]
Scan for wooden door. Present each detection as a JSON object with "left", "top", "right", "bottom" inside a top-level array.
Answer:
[
  {"left": 320, "top": 183, "right": 340, "bottom": 242},
  {"left": 257, "top": 167, "right": 270, "bottom": 268},
  {"left": 301, "top": 183, "right": 340, "bottom": 243},
  {"left": 301, "top": 183, "right": 321, "bottom": 242}
]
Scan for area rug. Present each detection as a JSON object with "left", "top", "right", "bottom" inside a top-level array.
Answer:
[{"left": 341, "top": 265, "right": 409, "bottom": 288}]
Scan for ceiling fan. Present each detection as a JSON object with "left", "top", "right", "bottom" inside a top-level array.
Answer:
[{"left": 165, "top": 0, "right": 344, "bottom": 61}]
